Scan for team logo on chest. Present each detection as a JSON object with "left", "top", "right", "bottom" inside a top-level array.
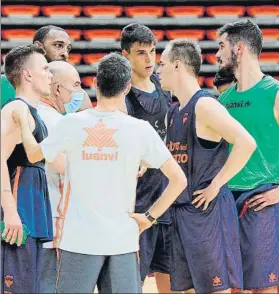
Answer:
[{"left": 183, "top": 113, "right": 189, "bottom": 124}]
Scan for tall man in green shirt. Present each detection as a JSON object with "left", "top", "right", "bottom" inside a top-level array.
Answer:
[{"left": 216, "top": 19, "right": 279, "bottom": 293}]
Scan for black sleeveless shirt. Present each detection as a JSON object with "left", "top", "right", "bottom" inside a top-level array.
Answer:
[
  {"left": 126, "top": 74, "right": 172, "bottom": 224},
  {"left": 5, "top": 98, "right": 53, "bottom": 241},
  {"left": 8, "top": 98, "right": 47, "bottom": 175},
  {"left": 166, "top": 90, "right": 229, "bottom": 205}
]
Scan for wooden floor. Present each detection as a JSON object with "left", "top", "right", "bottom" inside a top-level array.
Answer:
[
  {"left": 94, "top": 276, "right": 158, "bottom": 293},
  {"left": 143, "top": 276, "right": 158, "bottom": 293}
]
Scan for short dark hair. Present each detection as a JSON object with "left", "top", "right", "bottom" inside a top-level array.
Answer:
[
  {"left": 97, "top": 52, "right": 131, "bottom": 98},
  {"left": 213, "top": 68, "right": 236, "bottom": 88},
  {"left": 4, "top": 45, "right": 46, "bottom": 88},
  {"left": 218, "top": 19, "right": 263, "bottom": 57},
  {"left": 167, "top": 38, "right": 201, "bottom": 77},
  {"left": 33, "top": 25, "right": 67, "bottom": 43},
  {"left": 120, "top": 23, "right": 156, "bottom": 52}
]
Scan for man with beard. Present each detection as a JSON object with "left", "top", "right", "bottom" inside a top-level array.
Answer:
[
  {"left": 157, "top": 38, "right": 256, "bottom": 294},
  {"left": 121, "top": 23, "right": 172, "bottom": 293},
  {"left": 213, "top": 67, "right": 236, "bottom": 95},
  {"left": 216, "top": 19, "right": 279, "bottom": 293}
]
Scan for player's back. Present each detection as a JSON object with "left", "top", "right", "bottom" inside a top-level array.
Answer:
[
  {"left": 65, "top": 109, "right": 153, "bottom": 199},
  {"left": 49, "top": 109, "right": 170, "bottom": 255}
]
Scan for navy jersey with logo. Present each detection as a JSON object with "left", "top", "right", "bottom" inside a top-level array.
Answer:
[
  {"left": 126, "top": 74, "right": 172, "bottom": 223},
  {"left": 166, "top": 90, "right": 229, "bottom": 204},
  {"left": 166, "top": 91, "right": 243, "bottom": 293},
  {"left": 6, "top": 98, "right": 53, "bottom": 242}
]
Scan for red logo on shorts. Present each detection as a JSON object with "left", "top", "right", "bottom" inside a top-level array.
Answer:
[
  {"left": 269, "top": 272, "right": 278, "bottom": 283},
  {"left": 4, "top": 275, "right": 14, "bottom": 288},
  {"left": 212, "top": 276, "right": 222, "bottom": 286}
]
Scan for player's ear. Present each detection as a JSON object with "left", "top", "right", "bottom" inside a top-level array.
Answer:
[
  {"left": 22, "top": 69, "right": 32, "bottom": 83},
  {"left": 33, "top": 40, "right": 44, "bottom": 48},
  {"left": 124, "top": 81, "right": 131, "bottom": 96},
  {"left": 174, "top": 60, "right": 180, "bottom": 71},
  {"left": 236, "top": 41, "right": 245, "bottom": 57},
  {"left": 122, "top": 49, "right": 129, "bottom": 59},
  {"left": 93, "top": 77, "right": 97, "bottom": 89}
]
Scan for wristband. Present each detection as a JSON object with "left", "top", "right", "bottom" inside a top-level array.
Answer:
[{"left": 144, "top": 211, "right": 157, "bottom": 225}]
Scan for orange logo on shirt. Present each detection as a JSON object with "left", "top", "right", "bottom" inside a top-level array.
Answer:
[
  {"left": 269, "top": 272, "right": 278, "bottom": 283},
  {"left": 167, "top": 141, "right": 188, "bottom": 164},
  {"left": 212, "top": 276, "right": 222, "bottom": 287},
  {"left": 83, "top": 119, "right": 118, "bottom": 151},
  {"left": 82, "top": 119, "right": 119, "bottom": 161}
]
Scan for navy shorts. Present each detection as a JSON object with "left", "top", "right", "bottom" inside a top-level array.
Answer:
[
  {"left": 139, "top": 223, "right": 171, "bottom": 282},
  {"left": 233, "top": 184, "right": 279, "bottom": 290},
  {"left": 1, "top": 237, "right": 43, "bottom": 293},
  {"left": 170, "top": 187, "right": 243, "bottom": 293}
]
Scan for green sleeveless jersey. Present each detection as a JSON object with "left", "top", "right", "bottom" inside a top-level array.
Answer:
[
  {"left": 1, "top": 74, "right": 16, "bottom": 108},
  {"left": 220, "top": 75, "right": 279, "bottom": 190}
]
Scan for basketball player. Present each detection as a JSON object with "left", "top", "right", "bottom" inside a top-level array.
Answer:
[
  {"left": 217, "top": 19, "right": 279, "bottom": 293},
  {"left": 121, "top": 23, "right": 173, "bottom": 293},
  {"left": 157, "top": 38, "right": 257, "bottom": 293},
  {"left": 1, "top": 45, "right": 53, "bottom": 293}
]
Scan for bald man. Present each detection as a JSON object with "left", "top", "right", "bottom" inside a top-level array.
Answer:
[{"left": 38, "top": 61, "right": 92, "bottom": 293}]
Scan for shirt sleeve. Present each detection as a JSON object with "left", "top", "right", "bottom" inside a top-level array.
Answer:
[
  {"left": 40, "top": 115, "right": 72, "bottom": 162},
  {"left": 141, "top": 121, "right": 172, "bottom": 169}
]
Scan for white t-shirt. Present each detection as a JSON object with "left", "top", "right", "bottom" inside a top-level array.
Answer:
[
  {"left": 40, "top": 109, "right": 172, "bottom": 255},
  {"left": 37, "top": 102, "right": 64, "bottom": 248}
]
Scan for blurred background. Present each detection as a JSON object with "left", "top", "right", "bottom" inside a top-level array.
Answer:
[{"left": 1, "top": 0, "right": 279, "bottom": 105}]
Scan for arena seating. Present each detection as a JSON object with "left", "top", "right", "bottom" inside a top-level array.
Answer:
[{"left": 1, "top": 0, "right": 278, "bottom": 102}]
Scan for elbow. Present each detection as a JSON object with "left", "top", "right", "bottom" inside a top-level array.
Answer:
[
  {"left": 235, "top": 133, "right": 257, "bottom": 156},
  {"left": 175, "top": 172, "right": 188, "bottom": 193},
  {"left": 246, "top": 136, "right": 257, "bottom": 155},
  {"left": 28, "top": 155, "right": 39, "bottom": 164},
  {"left": 27, "top": 152, "right": 42, "bottom": 164}
]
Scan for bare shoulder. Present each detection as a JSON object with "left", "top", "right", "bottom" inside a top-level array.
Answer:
[
  {"left": 195, "top": 96, "right": 225, "bottom": 116},
  {"left": 1, "top": 100, "right": 29, "bottom": 116},
  {"left": 1, "top": 100, "right": 34, "bottom": 136}
]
